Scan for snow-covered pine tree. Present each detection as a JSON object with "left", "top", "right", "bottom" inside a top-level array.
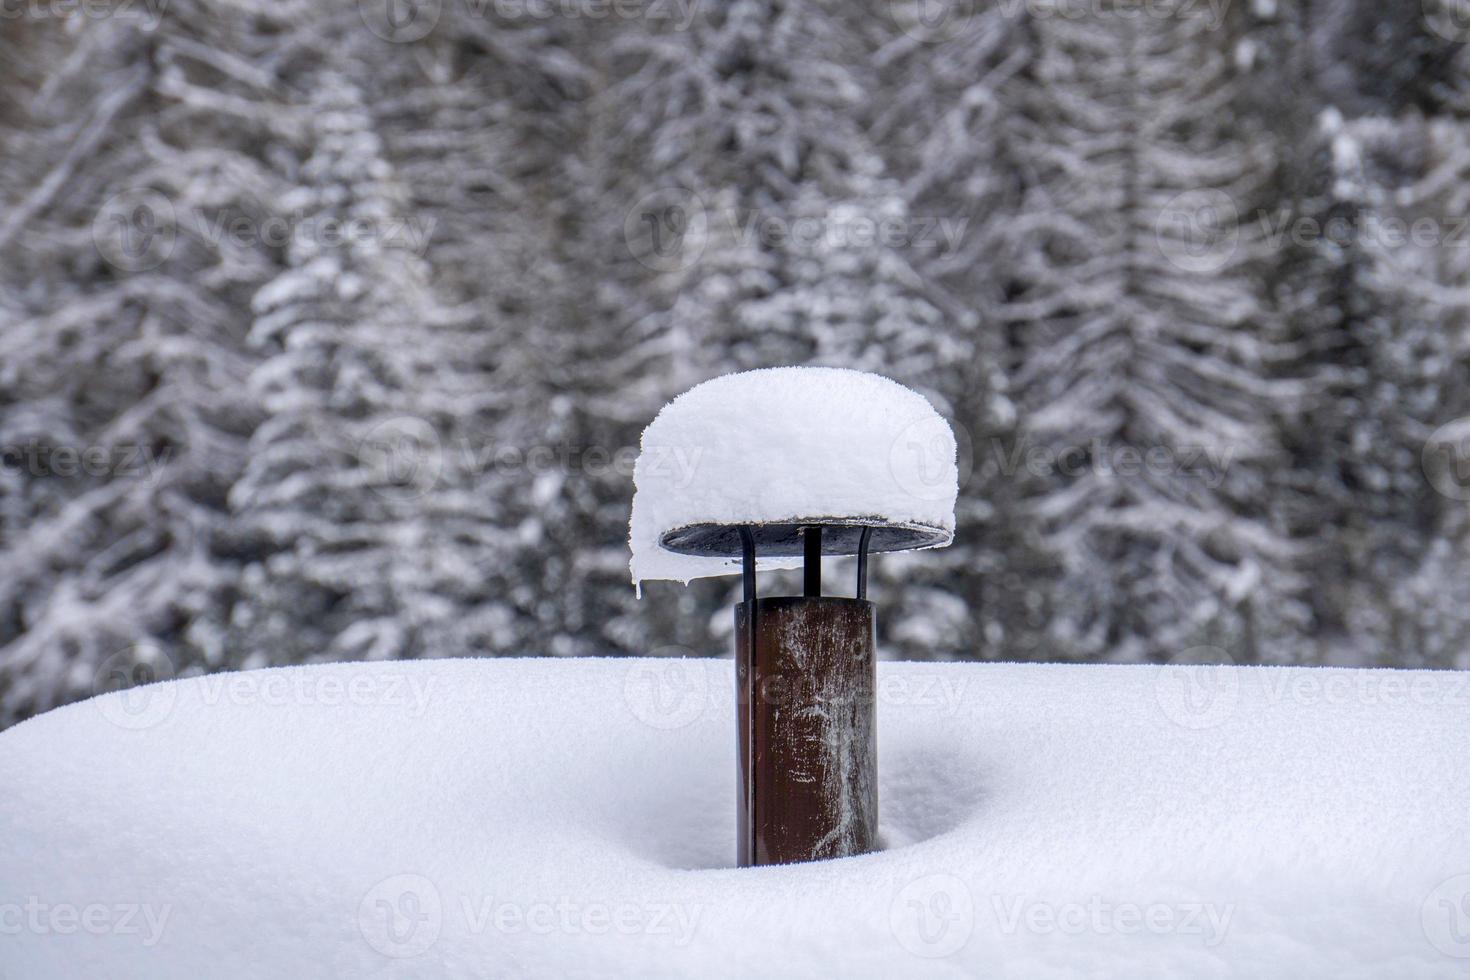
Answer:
[
  {"left": 1001, "top": 1, "right": 1307, "bottom": 664},
  {"left": 1324, "top": 110, "right": 1470, "bottom": 667},
  {"left": 1257, "top": 1, "right": 1470, "bottom": 667},
  {"left": 601, "top": 1, "right": 950, "bottom": 375},
  {"left": 505, "top": 10, "right": 735, "bottom": 656},
  {"left": 227, "top": 63, "right": 520, "bottom": 666},
  {"left": 366, "top": 16, "right": 607, "bottom": 658},
  {"left": 863, "top": 0, "right": 1052, "bottom": 661},
  {"left": 0, "top": 6, "right": 284, "bottom": 723}
]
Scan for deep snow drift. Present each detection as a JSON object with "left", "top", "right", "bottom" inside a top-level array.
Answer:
[{"left": 2, "top": 657, "right": 1468, "bottom": 979}]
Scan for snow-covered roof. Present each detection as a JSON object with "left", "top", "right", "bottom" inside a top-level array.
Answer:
[
  {"left": 4, "top": 658, "right": 1468, "bottom": 976},
  {"left": 629, "top": 367, "right": 958, "bottom": 587}
]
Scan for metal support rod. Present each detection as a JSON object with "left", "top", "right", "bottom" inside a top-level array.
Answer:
[
  {"left": 803, "top": 526, "right": 822, "bottom": 597},
  {"left": 740, "top": 526, "right": 756, "bottom": 610},
  {"left": 738, "top": 526, "right": 757, "bottom": 866},
  {"left": 856, "top": 526, "right": 872, "bottom": 600}
]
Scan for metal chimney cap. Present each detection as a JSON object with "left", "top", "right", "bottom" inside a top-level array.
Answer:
[
  {"left": 658, "top": 518, "right": 951, "bottom": 559},
  {"left": 630, "top": 367, "right": 958, "bottom": 588}
]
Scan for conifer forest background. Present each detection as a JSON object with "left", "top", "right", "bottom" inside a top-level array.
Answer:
[{"left": 4, "top": 0, "right": 1470, "bottom": 726}]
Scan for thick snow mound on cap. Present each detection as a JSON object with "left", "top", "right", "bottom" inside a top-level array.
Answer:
[
  {"left": 629, "top": 367, "right": 957, "bottom": 586},
  {"left": 3, "top": 657, "right": 1469, "bottom": 979}
]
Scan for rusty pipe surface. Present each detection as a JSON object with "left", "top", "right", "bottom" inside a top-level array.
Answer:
[{"left": 735, "top": 596, "right": 877, "bottom": 866}]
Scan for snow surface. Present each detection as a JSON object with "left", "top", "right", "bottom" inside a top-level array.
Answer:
[
  {"left": 628, "top": 367, "right": 957, "bottom": 586},
  {"left": 4, "top": 657, "right": 1468, "bottom": 978}
]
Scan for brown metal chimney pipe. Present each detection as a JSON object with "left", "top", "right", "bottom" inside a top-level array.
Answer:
[{"left": 735, "top": 526, "right": 878, "bottom": 866}]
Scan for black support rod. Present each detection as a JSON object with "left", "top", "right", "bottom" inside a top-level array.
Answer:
[
  {"left": 802, "top": 526, "right": 822, "bottom": 597},
  {"left": 740, "top": 526, "right": 757, "bottom": 610},
  {"left": 856, "top": 525, "right": 872, "bottom": 600},
  {"left": 738, "top": 526, "right": 758, "bottom": 866}
]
